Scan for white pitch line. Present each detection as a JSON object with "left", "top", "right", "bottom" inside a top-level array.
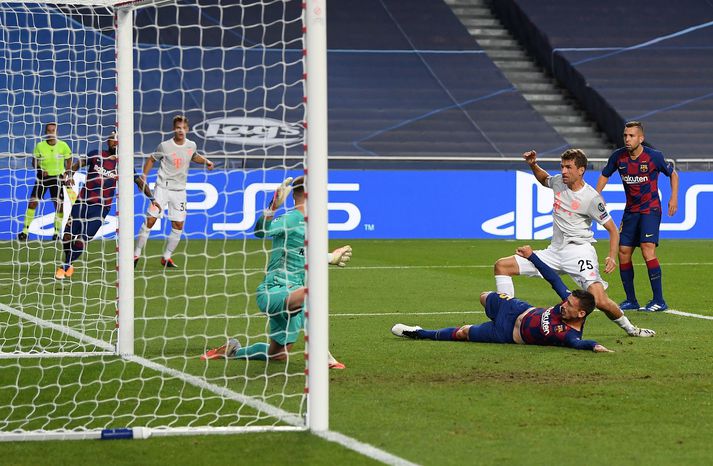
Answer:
[
  {"left": 315, "top": 430, "right": 419, "bottom": 466},
  {"left": 4, "top": 261, "right": 713, "bottom": 276},
  {"left": 331, "top": 311, "right": 484, "bottom": 317},
  {"left": 664, "top": 309, "right": 713, "bottom": 320},
  {"left": 0, "top": 303, "right": 421, "bottom": 465}
]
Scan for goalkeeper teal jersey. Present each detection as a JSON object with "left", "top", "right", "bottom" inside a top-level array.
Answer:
[{"left": 254, "top": 209, "right": 305, "bottom": 287}]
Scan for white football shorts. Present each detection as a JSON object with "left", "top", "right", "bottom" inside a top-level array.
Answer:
[
  {"left": 148, "top": 185, "right": 187, "bottom": 222},
  {"left": 514, "top": 242, "right": 608, "bottom": 291}
]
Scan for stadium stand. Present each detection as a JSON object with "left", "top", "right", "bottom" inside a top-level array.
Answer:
[
  {"left": 1, "top": 0, "right": 572, "bottom": 169},
  {"left": 490, "top": 0, "right": 713, "bottom": 161}
]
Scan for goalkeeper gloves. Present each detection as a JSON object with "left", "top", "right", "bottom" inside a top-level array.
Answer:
[
  {"left": 328, "top": 245, "right": 353, "bottom": 267},
  {"left": 264, "top": 177, "right": 294, "bottom": 217}
]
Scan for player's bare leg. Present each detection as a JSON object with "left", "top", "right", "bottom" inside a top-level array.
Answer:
[
  {"left": 587, "top": 282, "right": 655, "bottom": 337},
  {"left": 134, "top": 214, "right": 158, "bottom": 265},
  {"left": 493, "top": 256, "right": 519, "bottom": 296},
  {"left": 161, "top": 220, "right": 183, "bottom": 268}
]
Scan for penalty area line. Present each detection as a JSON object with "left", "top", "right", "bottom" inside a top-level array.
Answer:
[{"left": 664, "top": 309, "right": 713, "bottom": 320}]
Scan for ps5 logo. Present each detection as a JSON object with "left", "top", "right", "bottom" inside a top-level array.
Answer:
[
  {"left": 481, "top": 171, "right": 713, "bottom": 238},
  {"left": 212, "top": 182, "right": 361, "bottom": 232},
  {"left": 481, "top": 171, "right": 554, "bottom": 239}
]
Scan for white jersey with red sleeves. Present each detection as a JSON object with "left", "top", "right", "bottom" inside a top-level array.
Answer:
[
  {"left": 152, "top": 137, "right": 197, "bottom": 191},
  {"left": 546, "top": 174, "right": 611, "bottom": 248}
]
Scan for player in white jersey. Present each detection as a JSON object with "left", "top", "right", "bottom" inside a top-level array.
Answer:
[
  {"left": 134, "top": 115, "right": 214, "bottom": 268},
  {"left": 493, "top": 149, "right": 656, "bottom": 338}
]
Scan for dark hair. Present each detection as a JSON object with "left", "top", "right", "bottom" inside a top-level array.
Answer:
[
  {"left": 571, "top": 289, "right": 596, "bottom": 316},
  {"left": 560, "top": 148, "right": 588, "bottom": 170},
  {"left": 291, "top": 176, "right": 305, "bottom": 196},
  {"left": 625, "top": 120, "right": 644, "bottom": 133},
  {"left": 173, "top": 115, "right": 189, "bottom": 128}
]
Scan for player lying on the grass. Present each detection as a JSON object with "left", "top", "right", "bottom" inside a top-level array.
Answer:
[
  {"left": 55, "top": 132, "right": 159, "bottom": 279},
  {"left": 201, "top": 176, "right": 352, "bottom": 369},
  {"left": 392, "top": 245, "right": 613, "bottom": 352}
]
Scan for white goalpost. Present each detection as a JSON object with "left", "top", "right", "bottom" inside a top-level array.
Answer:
[{"left": 0, "top": 0, "right": 329, "bottom": 440}]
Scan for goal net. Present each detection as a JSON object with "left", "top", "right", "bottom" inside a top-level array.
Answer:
[{"left": 0, "top": 0, "right": 329, "bottom": 440}]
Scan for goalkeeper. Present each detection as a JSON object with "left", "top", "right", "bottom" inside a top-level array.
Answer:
[
  {"left": 202, "top": 176, "right": 352, "bottom": 369},
  {"left": 55, "top": 132, "right": 158, "bottom": 279},
  {"left": 392, "top": 245, "right": 613, "bottom": 353}
]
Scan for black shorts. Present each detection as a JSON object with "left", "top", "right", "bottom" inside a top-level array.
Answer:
[{"left": 29, "top": 174, "right": 64, "bottom": 202}]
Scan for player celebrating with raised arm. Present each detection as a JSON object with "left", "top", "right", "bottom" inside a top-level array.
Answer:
[
  {"left": 393, "top": 245, "right": 612, "bottom": 352},
  {"left": 18, "top": 122, "right": 73, "bottom": 241},
  {"left": 55, "top": 132, "right": 158, "bottom": 279},
  {"left": 201, "top": 176, "right": 352, "bottom": 369},
  {"left": 133, "top": 115, "right": 214, "bottom": 268},
  {"left": 596, "top": 121, "right": 678, "bottom": 312},
  {"left": 493, "top": 149, "right": 655, "bottom": 338}
]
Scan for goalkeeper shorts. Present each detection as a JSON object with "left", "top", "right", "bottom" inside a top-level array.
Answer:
[{"left": 256, "top": 282, "right": 304, "bottom": 346}]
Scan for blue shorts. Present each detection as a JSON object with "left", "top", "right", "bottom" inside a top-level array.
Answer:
[
  {"left": 619, "top": 210, "right": 662, "bottom": 247},
  {"left": 66, "top": 202, "right": 110, "bottom": 241},
  {"left": 256, "top": 282, "right": 304, "bottom": 346},
  {"left": 468, "top": 293, "right": 533, "bottom": 344}
]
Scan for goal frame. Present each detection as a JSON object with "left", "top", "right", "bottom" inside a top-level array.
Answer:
[{"left": 1, "top": 0, "right": 330, "bottom": 439}]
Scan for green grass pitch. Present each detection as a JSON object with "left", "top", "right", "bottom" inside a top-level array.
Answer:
[{"left": 1, "top": 238, "right": 713, "bottom": 465}]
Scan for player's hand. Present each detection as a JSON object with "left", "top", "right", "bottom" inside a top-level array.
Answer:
[
  {"left": 206, "top": 160, "right": 215, "bottom": 171},
  {"left": 515, "top": 245, "right": 533, "bottom": 258},
  {"left": 593, "top": 344, "right": 614, "bottom": 353},
  {"left": 151, "top": 200, "right": 161, "bottom": 210},
  {"left": 668, "top": 198, "right": 678, "bottom": 216},
  {"left": 522, "top": 150, "right": 537, "bottom": 167},
  {"left": 42, "top": 170, "right": 49, "bottom": 178},
  {"left": 64, "top": 172, "right": 74, "bottom": 186},
  {"left": 269, "top": 177, "right": 294, "bottom": 212},
  {"left": 329, "top": 245, "right": 352, "bottom": 267},
  {"left": 604, "top": 256, "right": 616, "bottom": 274}
]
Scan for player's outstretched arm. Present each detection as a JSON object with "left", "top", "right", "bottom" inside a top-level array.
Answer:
[
  {"left": 328, "top": 245, "right": 352, "bottom": 267},
  {"left": 593, "top": 344, "right": 613, "bottom": 353},
  {"left": 142, "top": 156, "right": 155, "bottom": 178},
  {"left": 601, "top": 219, "right": 619, "bottom": 274},
  {"left": 191, "top": 153, "right": 214, "bottom": 170},
  {"left": 264, "top": 178, "right": 293, "bottom": 219},
  {"left": 669, "top": 169, "right": 679, "bottom": 216},
  {"left": 595, "top": 174, "right": 609, "bottom": 194},
  {"left": 516, "top": 245, "right": 570, "bottom": 300},
  {"left": 522, "top": 150, "right": 550, "bottom": 187},
  {"left": 134, "top": 175, "right": 160, "bottom": 209}
]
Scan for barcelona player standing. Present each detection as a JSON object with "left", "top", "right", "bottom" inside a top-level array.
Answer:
[{"left": 596, "top": 121, "right": 679, "bottom": 312}]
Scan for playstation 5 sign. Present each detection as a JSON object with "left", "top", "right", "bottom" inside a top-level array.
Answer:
[{"left": 1, "top": 170, "right": 711, "bottom": 240}]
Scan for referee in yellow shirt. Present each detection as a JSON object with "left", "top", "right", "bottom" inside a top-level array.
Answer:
[{"left": 18, "top": 122, "right": 73, "bottom": 240}]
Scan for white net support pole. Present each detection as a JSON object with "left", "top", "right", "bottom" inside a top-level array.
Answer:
[
  {"left": 115, "top": 5, "right": 134, "bottom": 356},
  {"left": 305, "top": 0, "right": 329, "bottom": 432}
]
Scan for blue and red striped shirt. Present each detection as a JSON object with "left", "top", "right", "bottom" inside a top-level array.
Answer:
[
  {"left": 79, "top": 150, "right": 118, "bottom": 208},
  {"left": 519, "top": 303, "right": 596, "bottom": 351},
  {"left": 602, "top": 147, "right": 674, "bottom": 214}
]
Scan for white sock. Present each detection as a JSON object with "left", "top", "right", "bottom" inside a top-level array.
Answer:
[
  {"left": 134, "top": 223, "right": 151, "bottom": 257},
  {"left": 495, "top": 275, "right": 515, "bottom": 296},
  {"left": 163, "top": 228, "right": 182, "bottom": 260},
  {"left": 614, "top": 315, "right": 636, "bottom": 333}
]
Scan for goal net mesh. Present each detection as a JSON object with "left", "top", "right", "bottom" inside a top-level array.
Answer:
[{"left": 0, "top": 0, "right": 308, "bottom": 436}]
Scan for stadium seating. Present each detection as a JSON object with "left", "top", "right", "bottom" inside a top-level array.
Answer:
[
  {"left": 0, "top": 0, "right": 571, "bottom": 168},
  {"left": 491, "top": 0, "right": 713, "bottom": 159}
]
